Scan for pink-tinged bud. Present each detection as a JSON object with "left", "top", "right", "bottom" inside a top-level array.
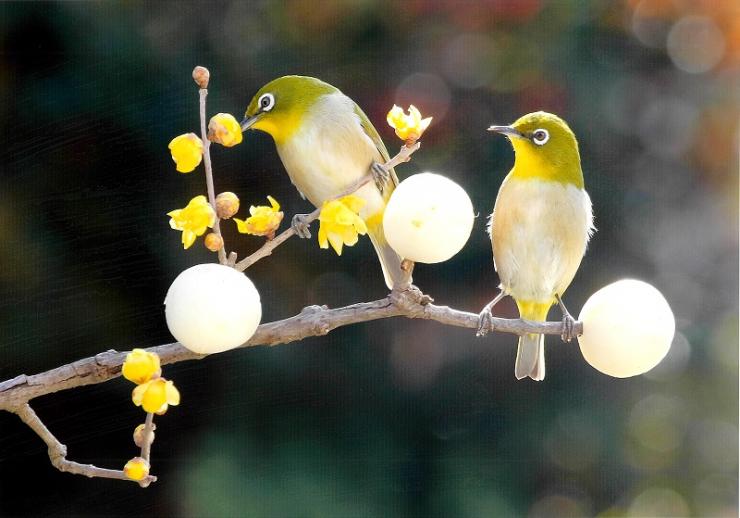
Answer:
[
  {"left": 133, "top": 423, "right": 156, "bottom": 448},
  {"left": 215, "top": 192, "right": 240, "bottom": 219},
  {"left": 192, "top": 66, "right": 210, "bottom": 89}
]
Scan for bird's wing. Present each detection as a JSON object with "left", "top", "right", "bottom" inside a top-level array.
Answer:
[{"left": 353, "top": 103, "right": 400, "bottom": 189}]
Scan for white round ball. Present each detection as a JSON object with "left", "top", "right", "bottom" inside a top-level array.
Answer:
[
  {"left": 578, "top": 279, "right": 674, "bottom": 378},
  {"left": 165, "top": 263, "right": 262, "bottom": 354},
  {"left": 383, "top": 172, "right": 474, "bottom": 263}
]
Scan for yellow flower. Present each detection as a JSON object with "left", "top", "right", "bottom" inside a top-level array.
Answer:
[
  {"left": 132, "top": 378, "right": 181, "bottom": 414},
  {"left": 318, "top": 195, "right": 368, "bottom": 256},
  {"left": 167, "top": 195, "right": 217, "bottom": 249},
  {"left": 234, "top": 196, "right": 284, "bottom": 239},
  {"left": 386, "top": 105, "right": 433, "bottom": 143},
  {"left": 122, "top": 349, "right": 161, "bottom": 385},
  {"left": 123, "top": 457, "right": 150, "bottom": 481},
  {"left": 168, "top": 133, "right": 204, "bottom": 173},
  {"left": 208, "top": 113, "right": 243, "bottom": 147}
]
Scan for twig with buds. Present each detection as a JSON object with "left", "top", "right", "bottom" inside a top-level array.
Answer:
[{"left": 194, "top": 67, "right": 228, "bottom": 265}]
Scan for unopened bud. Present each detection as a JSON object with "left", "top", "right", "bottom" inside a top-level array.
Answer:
[
  {"left": 123, "top": 457, "right": 150, "bottom": 481},
  {"left": 204, "top": 232, "right": 224, "bottom": 252},
  {"left": 133, "top": 423, "right": 156, "bottom": 448},
  {"left": 216, "top": 191, "right": 240, "bottom": 219},
  {"left": 192, "top": 66, "right": 210, "bottom": 89},
  {"left": 208, "top": 113, "right": 243, "bottom": 147}
]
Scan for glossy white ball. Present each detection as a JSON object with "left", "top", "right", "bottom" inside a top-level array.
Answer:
[
  {"left": 578, "top": 279, "right": 674, "bottom": 378},
  {"left": 165, "top": 263, "right": 261, "bottom": 354},
  {"left": 383, "top": 173, "right": 474, "bottom": 263}
]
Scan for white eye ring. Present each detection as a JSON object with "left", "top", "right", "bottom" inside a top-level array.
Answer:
[
  {"left": 532, "top": 128, "right": 549, "bottom": 146},
  {"left": 258, "top": 93, "right": 275, "bottom": 112}
]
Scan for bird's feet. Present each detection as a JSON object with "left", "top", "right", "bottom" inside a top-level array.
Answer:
[
  {"left": 371, "top": 161, "right": 390, "bottom": 194},
  {"left": 477, "top": 308, "right": 494, "bottom": 337},
  {"left": 390, "top": 284, "right": 434, "bottom": 314},
  {"left": 291, "top": 213, "right": 312, "bottom": 239},
  {"left": 561, "top": 313, "right": 577, "bottom": 342},
  {"left": 556, "top": 294, "right": 577, "bottom": 342},
  {"left": 476, "top": 291, "right": 506, "bottom": 337}
]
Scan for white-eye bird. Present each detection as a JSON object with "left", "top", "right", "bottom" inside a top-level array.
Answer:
[
  {"left": 240, "top": 76, "right": 404, "bottom": 289},
  {"left": 477, "top": 111, "right": 594, "bottom": 381}
]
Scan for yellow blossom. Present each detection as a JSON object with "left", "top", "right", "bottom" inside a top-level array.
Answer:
[
  {"left": 132, "top": 378, "right": 181, "bottom": 414},
  {"left": 234, "top": 196, "right": 284, "bottom": 239},
  {"left": 167, "top": 195, "right": 217, "bottom": 249},
  {"left": 168, "top": 133, "right": 204, "bottom": 173},
  {"left": 123, "top": 457, "right": 150, "bottom": 481},
  {"left": 208, "top": 113, "right": 243, "bottom": 147},
  {"left": 122, "top": 349, "right": 161, "bottom": 385},
  {"left": 386, "top": 105, "right": 433, "bottom": 143},
  {"left": 318, "top": 195, "right": 368, "bottom": 256}
]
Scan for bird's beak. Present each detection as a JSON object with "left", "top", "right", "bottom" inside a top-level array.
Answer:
[
  {"left": 240, "top": 114, "right": 260, "bottom": 131},
  {"left": 487, "top": 125, "right": 525, "bottom": 139}
]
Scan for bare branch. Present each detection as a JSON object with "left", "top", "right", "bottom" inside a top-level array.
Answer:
[
  {"left": 0, "top": 288, "right": 579, "bottom": 412},
  {"left": 14, "top": 404, "right": 157, "bottom": 485}
]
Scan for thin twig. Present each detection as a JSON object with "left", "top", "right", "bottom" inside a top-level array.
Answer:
[
  {"left": 234, "top": 143, "right": 421, "bottom": 272},
  {"left": 199, "top": 88, "right": 227, "bottom": 265},
  {"left": 140, "top": 412, "right": 154, "bottom": 462},
  {"left": 15, "top": 404, "right": 157, "bottom": 484},
  {"left": 137, "top": 411, "right": 155, "bottom": 488}
]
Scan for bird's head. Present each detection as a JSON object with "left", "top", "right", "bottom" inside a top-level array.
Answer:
[
  {"left": 488, "top": 111, "right": 583, "bottom": 187},
  {"left": 241, "top": 76, "right": 338, "bottom": 145}
]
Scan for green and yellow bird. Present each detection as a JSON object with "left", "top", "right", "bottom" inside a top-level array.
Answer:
[
  {"left": 477, "top": 112, "right": 594, "bottom": 381},
  {"left": 240, "top": 76, "right": 404, "bottom": 289}
]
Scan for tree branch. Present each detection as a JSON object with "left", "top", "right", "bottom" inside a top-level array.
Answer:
[{"left": 0, "top": 287, "right": 579, "bottom": 413}]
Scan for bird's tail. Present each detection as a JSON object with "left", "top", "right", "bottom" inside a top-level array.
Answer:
[
  {"left": 366, "top": 212, "right": 406, "bottom": 290},
  {"left": 515, "top": 300, "right": 551, "bottom": 381}
]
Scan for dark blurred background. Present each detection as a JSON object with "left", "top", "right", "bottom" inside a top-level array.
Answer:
[{"left": 1, "top": 1, "right": 737, "bottom": 516}]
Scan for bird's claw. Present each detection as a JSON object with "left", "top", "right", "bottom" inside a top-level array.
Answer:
[
  {"left": 291, "top": 213, "right": 312, "bottom": 239},
  {"left": 477, "top": 309, "right": 494, "bottom": 337},
  {"left": 371, "top": 161, "right": 390, "bottom": 193},
  {"left": 561, "top": 313, "right": 577, "bottom": 342}
]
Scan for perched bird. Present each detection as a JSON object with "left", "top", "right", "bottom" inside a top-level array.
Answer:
[
  {"left": 240, "top": 76, "right": 404, "bottom": 289},
  {"left": 478, "top": 112, "right": 594, "bottom": 381}
]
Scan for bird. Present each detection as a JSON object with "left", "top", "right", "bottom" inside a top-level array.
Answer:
[
  {"left": 477, "top": 111, "right": 594, "bottom": 381},
  {"left": 240, "top": 75, "right": 405, "bottom": 289}
]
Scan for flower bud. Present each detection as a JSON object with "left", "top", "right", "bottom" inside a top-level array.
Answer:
[
  {"left": 192, "top": 66, "right": 210, "bottom": 89},
  {"left": 216, "top": 191, "right": 240, "bottom": 219},
  {"left": 133, "top": 423, "right": 156, "bottom": 448},
  {"left": 204, "top": 232, "right": 223, "bottom": 252},
  {"left": 123, "top": 457, "right": 150, "bottom": 481},
  {"left": 208, "top": 113, "right": 243, "bottom": 147}
]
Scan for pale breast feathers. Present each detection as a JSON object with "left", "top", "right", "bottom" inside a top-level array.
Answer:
[{"left": 491, "top": 176, "right": 593, "bottom": 302}]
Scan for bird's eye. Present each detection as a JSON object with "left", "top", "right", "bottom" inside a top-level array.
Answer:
[
  {"left": 532, "top": 129, "right": 549, "bottom": 146},
  {"left": 258, "top": 93, "right": 275, "bottom": 112}
]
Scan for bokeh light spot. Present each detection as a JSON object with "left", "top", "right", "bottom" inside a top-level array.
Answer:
[{"left": 667, "top": 16, "right": 726, "bottom": 74}]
